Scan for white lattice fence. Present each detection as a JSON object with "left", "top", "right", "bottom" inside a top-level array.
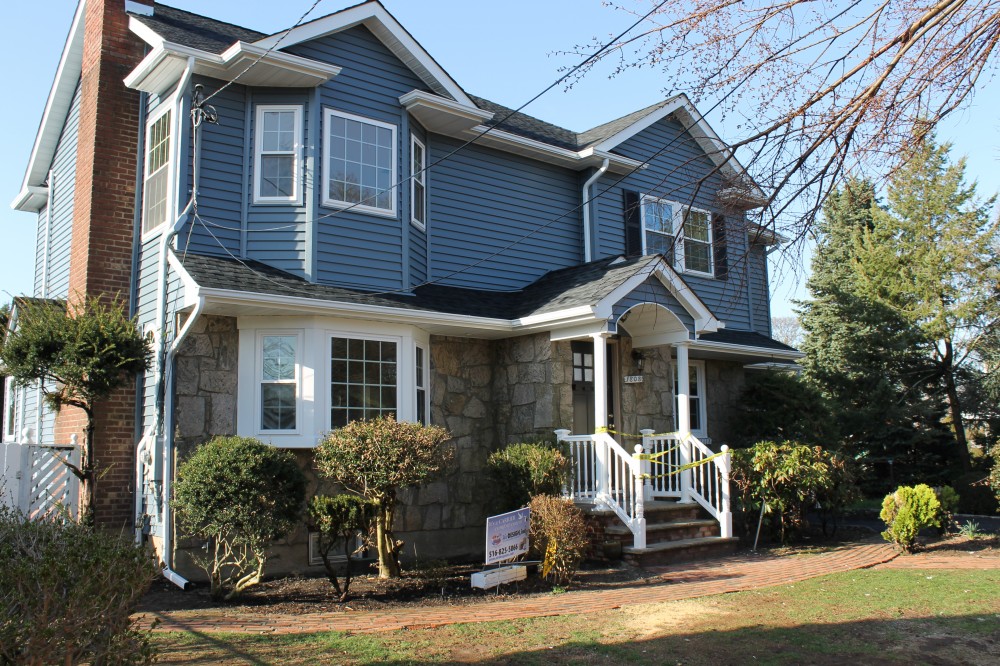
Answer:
[{"left": 26, "top": 445, "right": 79, "bottom": 520}]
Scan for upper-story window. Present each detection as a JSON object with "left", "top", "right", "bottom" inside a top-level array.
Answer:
[
  {"left": 410, "top": 135, "right": 426, "bottom": 229},
  {"left": 254, "top": 105, "right": 303, "bottom": 204},
  {"left": 142, "top": 108, "right": 172, "bottom": 235},
  {"left": 323, "top": 109, "right": 396, "bottom": 216},
  {"left": 641, "top": 196, "right": 714, "bottom": 276}
]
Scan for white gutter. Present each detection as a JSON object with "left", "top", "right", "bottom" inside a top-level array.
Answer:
[
  {"left": 581, "top": 158, "right": 609, "bottom": 263},
  {"left": 688, "top": 338, "right": 804, "bottom": 360},
  {"left": 152, "top": 57, "right": 195, "bottom": 590}
]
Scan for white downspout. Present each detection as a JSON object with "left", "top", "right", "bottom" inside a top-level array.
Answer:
[
  {"left": 581, "top": 158, "right": 609, "bottom": 263},
  {"left": 152, "top": 57, "right": 195, "bottom": 589}
]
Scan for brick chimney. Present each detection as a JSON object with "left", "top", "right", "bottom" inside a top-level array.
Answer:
[{"left": 57, "top": 0, "right": 154, "bottom": 527}]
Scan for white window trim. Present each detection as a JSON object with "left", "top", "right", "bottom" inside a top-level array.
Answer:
[
  {"left": 253, "top": 104, "right": 304, "bottom": 205},
  {"left": 3, "top": 377, "right": 16, "bottom": 442},
  {"left": 410, "top": 134, "right": 426, "bottom": 230},
  {"left": 673, "top": 360, "right": 708, "bottom": 438},
  {"left": 255, "top": 330, "right": 304, "bottom": 436},
  {"left": 640, "top": 195, "right": 715, "bottom": 277},
  {"left": 321, "top": 108, "right": 398, "bottom": 218},
  {"left": 140, "top": 105, "right": 174, "bottom": 240}
]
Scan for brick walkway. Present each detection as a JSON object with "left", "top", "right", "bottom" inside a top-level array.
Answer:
[{"left": 145, "top": 540, "right": 905, "bottom": 635}]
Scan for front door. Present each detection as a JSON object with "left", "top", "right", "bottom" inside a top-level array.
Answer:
[{"left": 571, "top": 340, "right": 619, "bottom": 434}]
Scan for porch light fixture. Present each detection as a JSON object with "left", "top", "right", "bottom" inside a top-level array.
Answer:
[{"left": 631, "top": 349, "right": 646, "bottom": 372}]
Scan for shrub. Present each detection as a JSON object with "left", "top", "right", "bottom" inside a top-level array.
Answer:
[
  {"left": 487, "top": 441, "right": 570, "bottom": 512},
  {"left": 880, "top": 484, "right": 941, "bottom": 552},
  {"left": 315, "top": 415, "right": 453, "bottom": 578},
  {"left": 731, "top": 370, "right": 836, "bottom": 447},
  {"left": 0, "top": 506, "right": 157, "bottom": 665},
  {"left": 172, "top": 435, "right": 306, "bottom": 600},
  {"left": 934, "top": 486, "right": 960, "bottom": 534},
  {"left": 528, "top": 495, "right": 589, "bottom": 586},
  {"left": 730, "top": 441, "right": 857, "bottom": 543},
  {"left": 989, "top": 449, "right": 1000, "bottom": 511},
  {"left": 306, "top": 494, "right": 375, "bottom": 601}
]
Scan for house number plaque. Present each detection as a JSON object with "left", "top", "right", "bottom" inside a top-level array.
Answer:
[{"left": 624, "top": 375, "right": 644, "bottom": 383}]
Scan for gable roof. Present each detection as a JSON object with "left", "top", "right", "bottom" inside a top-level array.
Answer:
[{"left": 129, "top": 3, "right": 265, "bottom": 54}]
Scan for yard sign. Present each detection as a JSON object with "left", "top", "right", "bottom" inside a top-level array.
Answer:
[{"left": 485, "top": 507, "right": 530, "bottom": 565}]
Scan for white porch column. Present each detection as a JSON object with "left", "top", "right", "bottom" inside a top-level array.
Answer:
[
  {"left": 591, "top": 332, "right": 609, "bottom": 430},
  {"left": 675, "top": 341, "right": 694, "bottom": 503},
  {"left": 591, "top": 332, "right": 609, "bottom": 501}
]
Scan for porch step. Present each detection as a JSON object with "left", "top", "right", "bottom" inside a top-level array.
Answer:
[
  {"left": 622, "top": 536, "right": 740, "bottom": 567},
  {"left": 604, "top": 518, "right": 719, "bottom": 543}
]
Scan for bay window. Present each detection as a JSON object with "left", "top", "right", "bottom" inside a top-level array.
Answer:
[
  {"left": 142, "top": 108, "right": 172, "bottom": 235},
  {"left": 254, "top": 105, "right": 302, "bottom": 204}
]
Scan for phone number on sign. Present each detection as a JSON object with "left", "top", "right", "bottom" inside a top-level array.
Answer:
[{"left": 488, "top": 544, "right": 525, "bottom": 560}]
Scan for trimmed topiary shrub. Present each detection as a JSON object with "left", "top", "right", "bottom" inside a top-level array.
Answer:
[
  {"left": 528, "top": 494, "right": 588, "bottom": 586},
  {"left": 0, "top": 506, "right": 158, "bottom": 665},
  {"left": 315, "top": 415, "right": 453, "bottom": 578},
  {"left": 306, "top": 494, "right": 375, "bottom": 601},
  {"left": 172, "top": 435, "right": 306, "bottom": 600},
  {"left": 487, "top": 441, "right": 570, "bottom": 512},
  {"left": 880, "top": 484, "right": 941, "bottom": 552}
]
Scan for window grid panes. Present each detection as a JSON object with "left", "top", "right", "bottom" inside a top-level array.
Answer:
[
  {"left": 325, "top": 111, "right": 395, "bottom": 212},
  {"left": 573, "top": 351, "right": 595, "bottom": 383},
  {"left": 642, "top": 198, "right": 675, "bottom": 256},
  {"left": 411, "top": 136, "right": 426, "bottom": 227},
  {"left": 330, "top": 337, "right": 397, "bottom": 428},
  {"left": 681, "top": 209, "right": 713, "bottom": 274},
  {"left": 261, "top": 335, "right": 297, "bottom": 431},
  {"left": 257, "top": 108, "right": 299, "bottom": 200},
  {"left": 143, "top": 110, "right": 171, "bottom": 234},
  {"left": 415, "top": 346, "right": 427, "bottom": 424}
]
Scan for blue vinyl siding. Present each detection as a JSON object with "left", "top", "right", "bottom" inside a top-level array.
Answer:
[
  {"left": 38, "top": 81, "right": 81, "bottom": 299},
  {"left": 428, "top": 136, "right": 583, "bottom": 290},
  {"left": 290, "top": 25, "right": 428, "bottom": 290},
  {"left": 612, "top": 277, "right": 695, "bottom": 334},
  {"left": 177, "top": 77, "right": 244, "bottom": 260},
  {"left": 748, "top": 243, "right": 771, "bottom": 334},
  {"left": 594, "top": 115, "right": 756, "bottom": 331},
  {"left": 34, "top": 208, "right": 47, "bottom": 295}
]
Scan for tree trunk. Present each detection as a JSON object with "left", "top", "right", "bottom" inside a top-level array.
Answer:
[
  {"left": 375, "top": 501, "right": 401, "bottom": 578},
  {"left": 941, "top": 340, "right": 972, "bottom": 472},
  {"left": 79, "top": 409, "right": 96, "bottom": 524}
]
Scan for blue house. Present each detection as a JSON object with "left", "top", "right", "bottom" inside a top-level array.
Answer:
[{"left": 6, "top": 0, "right": 800, "bottom": 581}]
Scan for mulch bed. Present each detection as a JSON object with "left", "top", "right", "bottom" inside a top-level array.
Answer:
[{"left": 137, "top": 559, "right": 657, "bottom": 617}]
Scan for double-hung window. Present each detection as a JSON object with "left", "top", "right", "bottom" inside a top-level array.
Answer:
[
  {"left": 641, "top": 196, "right": 714, "bottom": 276},
  {"left": 142, "top": 109, "right": 172, "bottom": 235},
  {"left": 415, "top": 345, "right": 428, "bottom": 424},
  {"left": 323, "top": 109, "right": 396, "bottom": 216},
  {"left": 254, "top": 105, "right": 302, "bottom": 204},
  {"left": 260, "top": 334, "right": 298, "bottom": 432},
  {"left": 410, "top": 135, "right": 426, "bottom": 229},
  {"left": 3, "top": 378, "right": 18, "bottom": 443}
]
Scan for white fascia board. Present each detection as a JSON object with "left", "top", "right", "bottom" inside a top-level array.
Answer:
[
  {"left": 549, "top": 321, "right": 610, "bottom": 342},
  {"left": 591, "top": 96, "right": 686, "bottom": 154},
  {"left": 166, "top": 251, "right": 200, "bottom": 307},
  {"left": 399, "top": 90, "right": 493, "bottom": 121},
  {"left": 17, "top": 0, "right": 86, "bottom": 204},
  {"left": 592, "top": 260, "right": 658, "bottom": 320},
  {"left": 253, "top": 2, "right": 473, "bottom": 106},
  {"left": 218, "top": 42, "right": 342, "bottom": 79},
  {"left": 689, "top": 338, "right": 804, "bottom": 360},
  {"left": 515, "top": 306, "right": 596, "bottom": 329},
  {"left": 10, "top": 186, "right": 49, "bottom": 213},
  {"left": 128, "top": 15, "right": 165, "bottom": 48}
]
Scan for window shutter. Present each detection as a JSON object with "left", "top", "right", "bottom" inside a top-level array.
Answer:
[
  {"left": 712, "top": 213, "right": 728, "bottom": 280},
  {"left": 623, "top": 190, "right": 643, "bottom": 257}
]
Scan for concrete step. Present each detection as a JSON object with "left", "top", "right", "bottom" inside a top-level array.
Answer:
[
  {"left": 604, "top": 518, "right": 718, "bottom": 539},
  {"left": 622, "top": 536, "right": 739, "bottom": 567}
]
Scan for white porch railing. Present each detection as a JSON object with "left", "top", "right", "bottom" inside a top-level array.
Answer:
[{"left": 557, "top": 429, "right": 732, "bottom": 548}]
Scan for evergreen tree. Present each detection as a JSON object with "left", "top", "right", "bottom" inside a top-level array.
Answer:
[
  {"left": 854, "top": 139, "right": 1000, "bottom": 472},
  {"left": 798, "top": 180, "right": 952, "bottom": 487}
]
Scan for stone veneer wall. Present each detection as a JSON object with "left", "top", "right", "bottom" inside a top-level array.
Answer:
[
  {"left": 493, "top": 333, "right": 574, "bottom": 444},
  {"left": 617, "top": 336, "right": 675, "bottom": 436}
]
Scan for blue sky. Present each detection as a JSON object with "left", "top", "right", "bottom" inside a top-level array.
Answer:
[{"left": 2, "top": 0, "right": 997, "bottom": 318}]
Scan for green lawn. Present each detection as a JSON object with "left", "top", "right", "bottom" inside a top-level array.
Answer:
[{"left": 153, "top": 568, "right": 1000, "bottom": 665}]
